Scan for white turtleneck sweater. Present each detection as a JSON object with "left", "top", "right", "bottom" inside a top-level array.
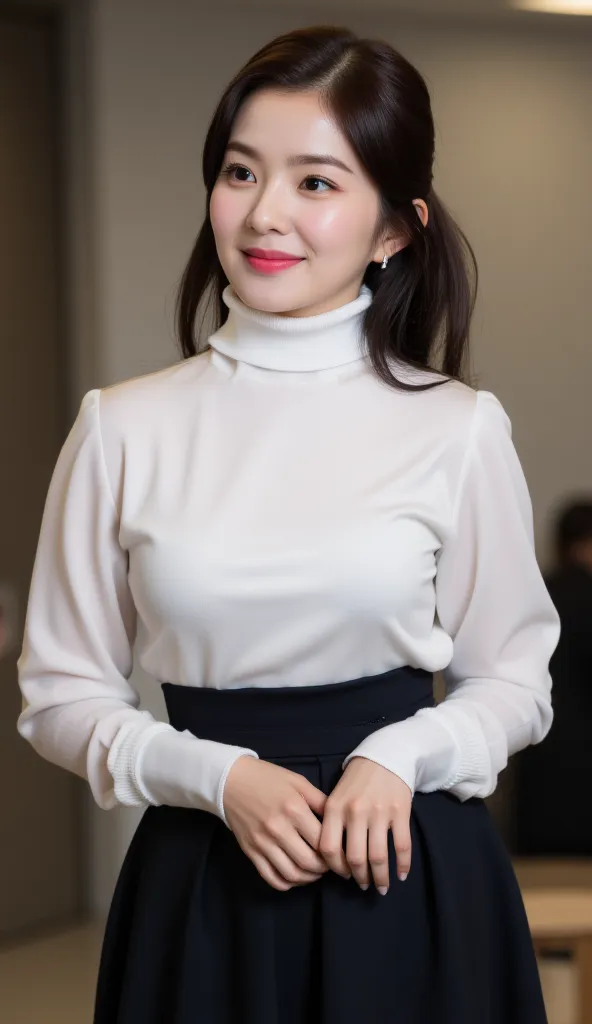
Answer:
[{"left": 16, "top": 284, "right": 560, "bottom": 826}]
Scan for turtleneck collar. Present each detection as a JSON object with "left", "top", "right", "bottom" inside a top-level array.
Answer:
[{"left": 207, "top": 283, "right": 374, "bottom": 372}]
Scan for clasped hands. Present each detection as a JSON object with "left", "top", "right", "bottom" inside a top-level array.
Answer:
[{"left": 223, "top": 754, "right": 412, "bottom": 894}]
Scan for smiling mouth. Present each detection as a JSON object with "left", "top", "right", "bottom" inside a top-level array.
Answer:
[{"left": 242, "top": 252, "right": 305, "bottom": 274}]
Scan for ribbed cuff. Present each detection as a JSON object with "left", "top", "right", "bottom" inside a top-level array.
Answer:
[
  {"left": 107, "top": 716, "right": 173, "bottom": 807},
  {"left": 441, "top": 722, "right": 492, "bottom": 800}
]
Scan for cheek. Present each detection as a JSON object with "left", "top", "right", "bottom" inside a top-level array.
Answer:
[
  {"left": 303, "top": 202, "right": 375, "bottom": 253},
  {"left": 209, "top": 186, "right": 241, "bottom": 241}
]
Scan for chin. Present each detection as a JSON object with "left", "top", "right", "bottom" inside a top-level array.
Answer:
[{"left": 231, "top": 279, "right": 307, "bottom": 315}]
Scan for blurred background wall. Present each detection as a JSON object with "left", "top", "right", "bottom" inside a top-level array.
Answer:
[{"left": 5, "top": 0, "right": 591, "bottom": 922}]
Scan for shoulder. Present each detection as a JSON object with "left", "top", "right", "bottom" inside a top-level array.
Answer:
[
  {"left": 386, "top": 363, "right": 510, "bottom": 444},
  {"left": 366, "top": 356, "right": 514, "bottom": 460},
  {"left": 67, "top": 355, "right": 210, "bottom": 459},
  {"left": 96, "top": 354, "right": 208, "bottom": 430},
  {"left": 425, "top": 379, "right": 509, "bottom": 426},
  {"left": 393, "top": 375, "right": 519, "bottom": 501},
  {"left": 69, "top": 355, "right": 210, "bottom": 501},
  {"left": 56, "top": 355, "right": 210, "bottom": 452}
]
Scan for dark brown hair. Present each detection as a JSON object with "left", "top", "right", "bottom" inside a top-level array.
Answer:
[
  {"left": 554, "top": 499, "right": 592, "bottom": 565},
  {"left": 176, "top": 24, "right": 478, "bottom": 392}
]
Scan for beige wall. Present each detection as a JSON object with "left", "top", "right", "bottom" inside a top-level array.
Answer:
[{"left": 70, "top": 2, "right": 591, "bottom": 916}]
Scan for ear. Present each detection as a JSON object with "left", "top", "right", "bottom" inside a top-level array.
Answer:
[
  {"left": 370, "top": 230, "right": 405, "bottom": 266},
  {"left": 413, "top": 199, "right": 429, "bottom": 228},
  {"left": 371, "top": 200, "right": 429, "bottom": 265}
]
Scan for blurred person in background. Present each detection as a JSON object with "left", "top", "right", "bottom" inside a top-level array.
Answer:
[
  {"left": 514, "top": 499, "right": 592, "bottom": 856},
  {"left": 15, "top": 24, "right": 560, "bottom": 1024}
]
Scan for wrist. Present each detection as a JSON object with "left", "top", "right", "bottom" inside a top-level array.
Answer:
[
  {"left": 343, "top": 748, "right": 418, "bottom": 797},
  {"left": 137, "top": 726, "right": 259, "bottom": 819},
  {"left": 218, "top": 750, "right": 259, "bottom": 828}
]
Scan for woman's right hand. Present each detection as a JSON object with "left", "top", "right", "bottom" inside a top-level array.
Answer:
[{"left": 223, "top": 755, "right": 331, "bottom": 891}]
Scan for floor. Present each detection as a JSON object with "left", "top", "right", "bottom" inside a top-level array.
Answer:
[
  {"left": 0, "top": 922, "right": 102, "bottom": 1024},
  {"left": 0, "top": 919, "right": 580, "bottom": 1024}
]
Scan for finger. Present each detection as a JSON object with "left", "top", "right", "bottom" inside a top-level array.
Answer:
[
  {"left": 391, "top": 816, "right": 412, "bottom": 881},
  {"left": 294, "top": 775, "right": 327, "bottom": 817},
  {"left": 292, "top": 802, "right": 326, "bottom": 860},
  {"left": 318, "top": 808, "right": 350, "bottom": 878},
  {"left": 345, "top": 810, "right": 371, "bottom": 889},
  {"left": 368, "top": 817, "right": 390, "bottom": 893},
  {"left": 260, "top": 838, "right": 325, "bottom": 886},
  {"left": 249, "top": 851, "right": 293, "bottom": 891},
  {"left": 265, "top": 797, "right": 327, "bottom": 873},
  {"left": 280, "top": 830, "right": 329, "bottom": 875}
]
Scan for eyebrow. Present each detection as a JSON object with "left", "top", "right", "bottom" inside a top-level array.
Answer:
[{"left": 225, "top": 140, "right": 354, "bottom": 175}]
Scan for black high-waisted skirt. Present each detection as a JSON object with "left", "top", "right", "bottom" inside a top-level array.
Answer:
[{"left": 93, "top": 666, "right": 547, "bottom": 1023}]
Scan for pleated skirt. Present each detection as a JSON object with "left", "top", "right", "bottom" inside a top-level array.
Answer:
[{"left": 93, "top": 666, "right": 547, "bottom": 1023}]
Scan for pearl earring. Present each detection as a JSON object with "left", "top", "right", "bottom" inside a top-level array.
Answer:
[{"left": 381, "top": 254, "right": 389, "bottom": 270}]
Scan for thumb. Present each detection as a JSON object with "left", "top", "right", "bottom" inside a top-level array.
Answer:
[{"left": 296, "top": 777, "right": 327, "bottom": 814}]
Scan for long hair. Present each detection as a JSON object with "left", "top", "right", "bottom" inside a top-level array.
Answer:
[{"left": 175, "top": 25, "right": 478, "bottom": 392}]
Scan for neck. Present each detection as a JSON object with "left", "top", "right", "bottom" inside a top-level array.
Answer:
[{"left": 207, "top": 284, "right": 374, "bottom": 372}]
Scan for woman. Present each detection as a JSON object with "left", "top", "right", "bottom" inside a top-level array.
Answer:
[{"left": 17, "top": 24, "right": 560, "bottom": 1024}]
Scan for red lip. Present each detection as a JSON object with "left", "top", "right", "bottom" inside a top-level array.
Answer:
[{"left": 243, "top": 248, "right": 304, "bottom": 260}]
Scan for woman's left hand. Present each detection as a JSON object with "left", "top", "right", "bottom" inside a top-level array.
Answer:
[{"left": 318, "top": 756, "right": 412, "bottom": 894}]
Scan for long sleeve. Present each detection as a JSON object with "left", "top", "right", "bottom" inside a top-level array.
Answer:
[
  {"left": 16, "top": 389, "right": 257, "bottom": 824},
  {"left": 342, "top": 390, "right": 561, "bottom": 800}
]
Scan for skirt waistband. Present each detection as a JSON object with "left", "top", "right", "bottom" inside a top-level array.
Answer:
[{"left": 161, "top": 666, "right": 434, "bottom": 759}]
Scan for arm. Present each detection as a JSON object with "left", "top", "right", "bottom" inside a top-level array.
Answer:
[
  {"left": 342, "top": 390, "right": 561, "bottom": 800},
  {"left": 16, "top": 389, "right": 257, "bottom": 824}
]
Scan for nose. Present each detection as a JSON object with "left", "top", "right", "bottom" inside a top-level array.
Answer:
[{"left": 245, "top": 180, "right": 291, "bottom": 235}]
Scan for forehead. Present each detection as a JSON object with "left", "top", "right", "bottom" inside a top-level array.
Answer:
[{"left": 229, "top": 89, "right": 361, "bottom": 169}]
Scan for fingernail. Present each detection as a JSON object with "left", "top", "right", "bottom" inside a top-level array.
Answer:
[
  {"left": 377, "top": 886, "right": 388, "bottom": 896},
  {"left": 360, "top": 883, "right": 370, "bottom": 891},
  {"left": 398, "top": 872, "right": 408, "bottom": 882}
]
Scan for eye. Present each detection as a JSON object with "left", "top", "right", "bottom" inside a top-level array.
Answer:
[
  {"left": 302, "top": 176, "right": 334, "bottom": 193},
  {"left": 220, "top": 163, "right": 336, "bottom": 193},
  {"left": 221, "top": 163, "right": 255, "bottom": 183}
]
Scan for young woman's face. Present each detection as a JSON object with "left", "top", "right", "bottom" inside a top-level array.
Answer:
[{"left": 209, "top": 89, "right": 397, "bottom": 317}]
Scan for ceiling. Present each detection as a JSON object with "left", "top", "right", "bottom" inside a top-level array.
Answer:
[
  {"left": 220, "top": 0, "right": 585, "bottom": 18},
  {"left": 242, "top": 0, "right": 508, "bottom": 11},
  {"left": 7, "top": 0, "right": 592, "bottom": 26}
]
